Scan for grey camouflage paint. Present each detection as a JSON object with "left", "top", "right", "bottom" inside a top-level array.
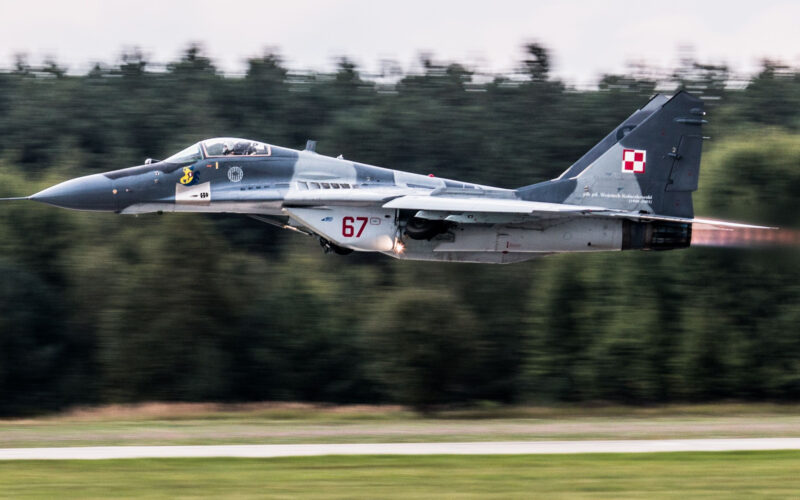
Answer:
[{"left": 15, "top": 91, "right": 707, "bottom": 263}]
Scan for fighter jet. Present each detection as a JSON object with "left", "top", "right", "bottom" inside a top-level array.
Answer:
[{"left": 0, "top": 91, "right": 772, "bottom": 263}]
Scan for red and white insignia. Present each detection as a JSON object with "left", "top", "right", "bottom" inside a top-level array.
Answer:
[{"left": 622, "top": 149, "right": 646, "bottom": 174}]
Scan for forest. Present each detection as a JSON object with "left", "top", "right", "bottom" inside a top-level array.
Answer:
[{"left": 0, "top": 44, "right": 798, "bottom": 415}]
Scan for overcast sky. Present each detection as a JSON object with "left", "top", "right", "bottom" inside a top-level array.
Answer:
[{"left": 1, "top": 0, "right": 798, "bottom": 86}]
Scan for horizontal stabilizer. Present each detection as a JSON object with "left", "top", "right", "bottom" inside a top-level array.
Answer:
[
  {"left": 588, "top": 211, "right": 777, "bottom": 230},
  {"left": 689, "top": 219, "right": 778, "bottom": 230}
]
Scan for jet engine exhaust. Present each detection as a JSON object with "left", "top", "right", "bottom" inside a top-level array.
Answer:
[{"left": 691, "top": 225, "right": 800, "bottom": 248}]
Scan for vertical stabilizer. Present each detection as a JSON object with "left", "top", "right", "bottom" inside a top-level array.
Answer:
[{"left": 518, "top": 91, "right": 706, "bottom": 218}]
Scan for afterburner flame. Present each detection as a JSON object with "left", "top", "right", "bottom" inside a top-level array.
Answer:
[{"left": 692, "top": 225, "right": 800, "bottom": 248}]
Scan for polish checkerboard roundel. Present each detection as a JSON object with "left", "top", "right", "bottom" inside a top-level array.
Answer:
[{"left": 622, "top": 149, "right": 646, "bottom": 174}]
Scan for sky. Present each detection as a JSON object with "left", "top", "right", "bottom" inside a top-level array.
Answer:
[{"left": 1, "top": 0, "right": 798, "bottom": 86}]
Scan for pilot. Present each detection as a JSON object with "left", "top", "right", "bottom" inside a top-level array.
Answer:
[
  {"left": 222, "top": 140, "right": 261, "bottom": 155},
  {"left": 222, "top": 141, "right": 246, "bottom": 155}
]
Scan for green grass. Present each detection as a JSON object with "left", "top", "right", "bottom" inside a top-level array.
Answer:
[
  {"left": 0, "top": 452, "right": 798, "bottom": 499},
  {"left": 4, "top": 403, "right": 800, "bottom": 448}
]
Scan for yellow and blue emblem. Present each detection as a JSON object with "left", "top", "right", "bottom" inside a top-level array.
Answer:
[{"left": 179, "top": 166, "right": 197, "bottom": 185}]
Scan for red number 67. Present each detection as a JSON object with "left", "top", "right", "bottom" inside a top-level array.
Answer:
[{"left": 342, "top": 216, "right": 368, "bottom": 237}]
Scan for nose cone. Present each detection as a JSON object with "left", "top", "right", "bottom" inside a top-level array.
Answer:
[{"left": 31, "top": 173, "right": 116, "bottom": 211}]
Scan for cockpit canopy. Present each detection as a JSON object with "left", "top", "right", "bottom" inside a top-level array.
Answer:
[
  {"left": 163, "top": 138, "right": 272, "bottom": 163},
  {"left": 202, "top": 138, "right": 271, "bottom": 157},
  {"left": 164, "top": 144, "right": 202, "bottom": 164}
]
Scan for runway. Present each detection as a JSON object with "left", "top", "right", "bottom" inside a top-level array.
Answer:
[{"left": 1, "top": 438, "right": 800, "bottom": 460}]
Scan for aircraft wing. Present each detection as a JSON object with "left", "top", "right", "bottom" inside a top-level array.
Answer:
[
  {"left": 382, "top": 195, "right": 776, "bottom": 230},
  {"left": 281, "top": 188, "right": 422, "bottom": 207},
  {"left": 382, "top": 195, "right": 610, "bottom": 215}
]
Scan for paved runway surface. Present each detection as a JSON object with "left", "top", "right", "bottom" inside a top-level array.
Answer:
[{"left": 1, "top": 438, "right": 800, "bottom": 460}]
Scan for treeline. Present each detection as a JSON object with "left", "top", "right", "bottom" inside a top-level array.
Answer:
[{"left": 0, "top": 45, "right": 799, "bottom": 414}]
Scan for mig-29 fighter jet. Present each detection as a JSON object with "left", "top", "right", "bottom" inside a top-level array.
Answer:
[{"left": 0, "top": 91, "right": 772, "bottom": 263}]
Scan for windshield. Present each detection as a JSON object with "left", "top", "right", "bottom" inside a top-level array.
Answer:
[
  {"left": 164, "top": 143, "right": 202, "bottom": 164},
  {"left": 201, "top": 138, "right": 271, "bottom": 157}
]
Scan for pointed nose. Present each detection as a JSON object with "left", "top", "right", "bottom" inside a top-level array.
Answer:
[{"left": 31, "top": 173, "right": 116, "bottom": 211}]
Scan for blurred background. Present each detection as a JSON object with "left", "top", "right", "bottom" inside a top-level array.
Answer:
[{"left": 0, "top": 0, "right": 798, "bottom": 416}]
